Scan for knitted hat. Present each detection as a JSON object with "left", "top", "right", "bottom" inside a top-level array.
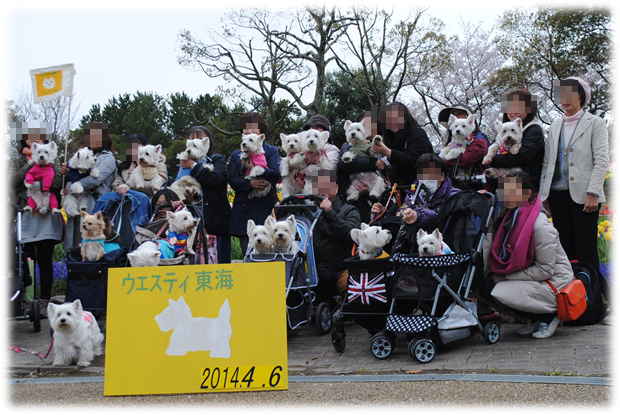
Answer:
[
  {"left": 564, "top": 76, "right": 591, "bottom": 108},
  {"left": 438, "top": 104, "right": 475, "bottom": 128},
  {"left": 303, "top": 114, "right": 331, "bottom": 132}
]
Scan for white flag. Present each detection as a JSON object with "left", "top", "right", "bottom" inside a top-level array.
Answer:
[{"left": 30, "top": 63, "right": 76, "bottom": 103}]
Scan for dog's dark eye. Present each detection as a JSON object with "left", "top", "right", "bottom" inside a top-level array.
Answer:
[
  {"left": 375, "top": 229, "right": 379, "bottom": 233},
  {"left": 67, "top": 312, "right": 71, "bottom": 315}
]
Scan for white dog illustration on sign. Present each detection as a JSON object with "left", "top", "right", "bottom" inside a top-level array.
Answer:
[{"left": 155, "top": 297, "right": 232, "bottom": 358}]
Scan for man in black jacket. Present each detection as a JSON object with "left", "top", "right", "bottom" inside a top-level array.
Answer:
[{"left": 312, "top": 169, "right": 361, "bottom": 297}]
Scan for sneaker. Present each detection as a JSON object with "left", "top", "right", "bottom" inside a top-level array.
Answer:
[
  {"left": 517, "top": 320, "right": 540, "bottom": 335},
  {"left": 532, "top": 317, "right": 561, "bottom": 339}
]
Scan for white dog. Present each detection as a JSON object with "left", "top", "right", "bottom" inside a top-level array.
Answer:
[
  {"left": 301, "top": 129, "right": 331, "bottom": 170},
  {"left": 417, "top": 228, "right": 453, "bottom": 257},
  {"left": 63, "top": 148, "right": 100, "bottom": 217},
  {"left": 440, "top": 114, "right": 477, "bottom": 161},
  {"left": 240, "top": 133, "right": 272, "bottom": 199},
  {"left": 169, "top": 175, "right": 202, "bottom": 205},
  {"left": 483, "top": 118, "right": 524, "bottom": 165},
  {"left": 166, "top": 208, "right": 199, "bottom": 255},
  {"left": 247, "top": 219, "right": 273, "bottom": 254},
  {"left": 126, "top": 145, "right": 167, "bottom": 191},
  {"left": 23, "top": 141, "right": 61, "bottom": 215},
  {"left": 177, "top": 137, "right": 214, "bottom": 172},
  {"left": 279, "top": 133, "right": 306, "bottom": 198},
  {"left": 351, "top": 223, "right": 392, "bottom": 260},
  {"left": 341, "top": 120, "right": 387, "bottom": 201},
  {"left": 47, "top": 299, "right": 104, "bottom": 367},
  {"left": 128, "top": 241, "right": 162, "bottom": 267},
  {"left": 155, "top": 296, "right": 232, "bottom": 358},
  {"left": 265, "top": 215, "right": 297, "bottom": 254}
]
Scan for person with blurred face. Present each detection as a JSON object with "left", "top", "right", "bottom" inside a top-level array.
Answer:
[
  {"left": 112, "top": 134, "right": 167, "bottom": 197},
  {"left": 60, "top": 122, "right": 118, "bottom": 249},
  {"left": 310, "top": 169, "right": 361, "bottom": 296},
  {"left": 539, "top": 77, "right": 608, "bottom": 270},
  {"left": 488, "top": 90, "right": 545, "bottom": 192},
  {"left": 479, "top": 171, "right": 574, "bottom": 339}
]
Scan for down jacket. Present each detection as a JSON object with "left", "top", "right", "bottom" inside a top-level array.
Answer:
[{"left": 483, "top": 212, "right": 574, "bottom": 314}]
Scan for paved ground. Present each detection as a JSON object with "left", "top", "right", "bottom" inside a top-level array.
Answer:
[{"left": 6, "top": 313, "right": 612, "bottom": 377}]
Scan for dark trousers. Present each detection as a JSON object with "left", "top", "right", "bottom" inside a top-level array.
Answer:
[
  {"left": 548, "top": 190, "right": 600, "bottom": 270},
  {"left": 217, "top": 233, "right": 231, "bottom": 264},
  {"left": 24, "top": 239, "right": 58, "bottom": 300}
]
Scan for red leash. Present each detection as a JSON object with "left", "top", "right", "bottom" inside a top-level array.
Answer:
[{"left": 9, "top": 339, "right": 54, "bottom": 360}]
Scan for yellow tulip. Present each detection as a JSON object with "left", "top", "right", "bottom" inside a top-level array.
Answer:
[
  {"left": 604, "top": 232, "right": 613, "bottom": 241},
  {"left": 608, "top": 227, "right": 614, "bottom": 234},
  {"left": 598, "top": 225, "right": 605, "bottom": 233}
]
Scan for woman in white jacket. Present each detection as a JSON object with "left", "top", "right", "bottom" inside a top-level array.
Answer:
[
  {"left": 481, "top": 171, "right": 574, "bottom": 339},
  {"left": 539, "top": 77, "right": 608, "bottom": 269}
]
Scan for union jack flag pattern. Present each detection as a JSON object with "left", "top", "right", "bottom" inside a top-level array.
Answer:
[{"left": 348, "top": 272, "right": 387, "bottom": 305}]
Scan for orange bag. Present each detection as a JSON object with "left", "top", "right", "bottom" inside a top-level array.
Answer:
[{"left": 546, "top": 279, "right": 587, "bottom": 322}]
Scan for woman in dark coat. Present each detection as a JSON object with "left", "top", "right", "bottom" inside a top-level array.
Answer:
[
  {"left": 179, "top": 125, "right": 231, "bottom": 263},
  {"left": 488, "top": 89, "right": 545, "bottom": 192},
  {"left": 372, "top": 102, "right": 434, "bottom": 186},
  {"left": 228, "top": 112, "right": 281, "bottom": 255}
]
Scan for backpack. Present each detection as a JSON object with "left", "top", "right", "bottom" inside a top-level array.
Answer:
[{"left": 563, "top": 262, "right": 611, "bottom": 326}]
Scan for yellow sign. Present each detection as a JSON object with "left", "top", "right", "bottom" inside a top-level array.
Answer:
[
  {"left": 34, "top": 71, "right": 63, "bottom": 98},
  {"left": 29, "top": 63, "right": 75, "bottom": 103},
  {"left": 104, "top": 262, "right": 288, "bottom": 396}
]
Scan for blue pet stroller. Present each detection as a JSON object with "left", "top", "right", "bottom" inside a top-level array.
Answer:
[
  {"left": 244, "top": 194, "right": 333, "bottom": 334},
  {"left": 333, "top": 190, "right": 501, "bottom": 363}
]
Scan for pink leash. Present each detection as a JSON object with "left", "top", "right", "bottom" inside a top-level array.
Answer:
[{"left": 9, "top": 339, "right": 54, "bottom": 360}]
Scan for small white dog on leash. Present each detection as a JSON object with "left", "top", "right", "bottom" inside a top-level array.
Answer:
[
  {"left": 240, "top": 133, "right": 272, "bottom": 199},
  {"left": 126, "top": 145, "right": 167, "bottom": 191},
  {"left": 177, "top": 137, "right": 214, "bottom": 172},
  {"left": 417, "top": 228, "right": 453, "bottom": 257},
  {"left": 483, "top": 118, "right": 524, "bottom": 165},
  {"left": 48, "top": 299, "right": 104, "bottom": 367},
  {"left": 350, "top": 223, "right": 392, "bottom": 260},
  {"left": 247, "top": 219, "right": 273, "bottom": 254},
  {"left": 440, "top": 114, "right": 477, "bottom": 161},
  {"left": 340, "top": 120, "right": 386, "bottom": 201},
  {"left": 63, "top": 148, "right": 100, "bottom": 217},
  {"left": 265, "top": 215, "right": 297, "bottom": 254}
]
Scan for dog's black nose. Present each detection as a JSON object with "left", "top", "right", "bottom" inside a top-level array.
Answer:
[
  {"left": 278, "top": 233, "right": 283, "bottom": 238},
  {"left": 60, "top": 318, "right": 66, "bottom": 323}
]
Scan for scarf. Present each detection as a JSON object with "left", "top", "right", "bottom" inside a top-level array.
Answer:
[
  {"left": 489, "top": 195, "right": 541, "bottom": 275},
  {"left": 140, "top": 165, "right": 159, "bottom": 181},
  {"left": 304, "top": 149, "right": 326, "bottom": 166}
]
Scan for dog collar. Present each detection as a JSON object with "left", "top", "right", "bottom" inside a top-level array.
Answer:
[{"left": 498, "top": 144, "right": 509, "bottom": 154}]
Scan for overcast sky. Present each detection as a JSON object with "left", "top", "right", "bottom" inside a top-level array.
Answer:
[{"left": 2, "top": 0, "right": 616, "bottom": 128}]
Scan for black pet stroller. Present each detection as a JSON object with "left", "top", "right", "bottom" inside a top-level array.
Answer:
[
  {"left": 334, "top": 191, "right": 501, "bottom": 363},
  {"left": 244, "top": 194, "right": 333, "bottom": 334},
  {"left": 7, "top": 201, "right": 41, "bottom": 332},
  {"left": 330, "top": 183, "right": 430, "bottom": 352}
]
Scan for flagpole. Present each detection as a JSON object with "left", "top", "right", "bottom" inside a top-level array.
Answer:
[{"left": 61, "top": 95, "right": 72, "bottom": 198}]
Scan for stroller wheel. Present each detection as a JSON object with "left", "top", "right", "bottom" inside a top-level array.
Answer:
[
  {"left": 31, "top": 301, "right": 41, "bottom": 333},
  {"left": 369, "top": 332, "right": 394, "bottom": 360},
  {"left": 409, "top": 338, "right": 436, "bottom": 363},
  {"left": 482, "top": 322, "right": 501, "bottom": 344},
  {"left": 331, "top": 330, "right": 346, "bottom": 353},
  {"left": 315, "top": 302, "right": 333, "bottom": 335}
]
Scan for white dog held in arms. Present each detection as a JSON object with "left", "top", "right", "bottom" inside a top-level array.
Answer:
[
  {"left": 439, "top": 114, "right": 477, "bottom": 161},
  {"left": 155, "top": 296, "right": 232, "bottom": 358},
  {"left": 63, "top": 147, "right": 100, "bottom": 217},
  {"left": 48, "top": 299, "right": 105, "bottom": 367}
]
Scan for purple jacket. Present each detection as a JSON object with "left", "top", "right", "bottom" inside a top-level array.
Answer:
[{"left": 403, "top": 176, "right": 461, "bottom": 229}]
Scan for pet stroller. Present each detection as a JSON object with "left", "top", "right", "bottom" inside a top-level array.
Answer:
[
  {"left": 244, "top": 194, "right": 332, "bottom": 334},
  {"left": 7, "top": 201, "right": 41, "bottom": 332},
  {"left": 330, "top": 183, "right": 430, "bottom": 352},
  {"left": 335, "top": 191, "right": 501, "bottom": 363}
]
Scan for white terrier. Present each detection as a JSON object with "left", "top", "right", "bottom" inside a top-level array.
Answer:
[
  {"left": 177, "top": 137, "right": 214, "bottom": 172},
  {"left": 483, "top": 118, "right": 524, "bottom": 165},
  {"left": 280, "top": 133, "right": 306, "bottom": 198},
  {"left": 63, "top": 148, "right": 100, "bottom": 217},
  {"left": 24, "top": 141, "right": 61, "bottom": 215},
  {"left": 155, "top": 296, "right": 232, "bottom": 358},
  {"left": 240, "top": 133, "right": 272, "bottom": 199},
  {"left": 351, "top": 223, "right": 392, "bottom": 260},
  {"left": 169, "top": 175, "right": 202, "bottom": 204},
  {"left": 265, "top": 215, "right": 297, "bottom": 254},
  {"left": 247, "top": 219, "right": 273, "bottom": 254},
  {"left": 128, "top": 241, "right": 162, "bottom": 267},
  {"left": 48, "top": 299, "right": 104, "bottom": 367},
  {"left": 440, "top": 114, "right": 476, "bottom": 161},
  {"left": 341, "top": 120, "right": 387, "bottom": 201},
  {"left": 166, "top": 208, "right": 199, "bottom": 255},
  {"left": 126, "top": 145, "right": 167, "bottom": 191},
  {"left": 417, "top": 228, "right": 453, "bottom": 257},
  {"left": 301, "top": 129, "right": 331, "bottom": 170}
]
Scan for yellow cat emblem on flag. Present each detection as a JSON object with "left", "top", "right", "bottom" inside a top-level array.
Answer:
[{"left": 30, "top": 63, "right": 75, "bottom": 103}]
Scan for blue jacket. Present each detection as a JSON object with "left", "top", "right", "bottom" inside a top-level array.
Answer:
[
  {"left": 228, "top": 142, "right": 281, "bottom": 236},
  {"left": 93, "top": 190, "right": 151, "bottom": 234}
]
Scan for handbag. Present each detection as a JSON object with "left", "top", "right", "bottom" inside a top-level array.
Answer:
[{"left": 546, "top": 279, "right": 587, "bottom": 321}]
